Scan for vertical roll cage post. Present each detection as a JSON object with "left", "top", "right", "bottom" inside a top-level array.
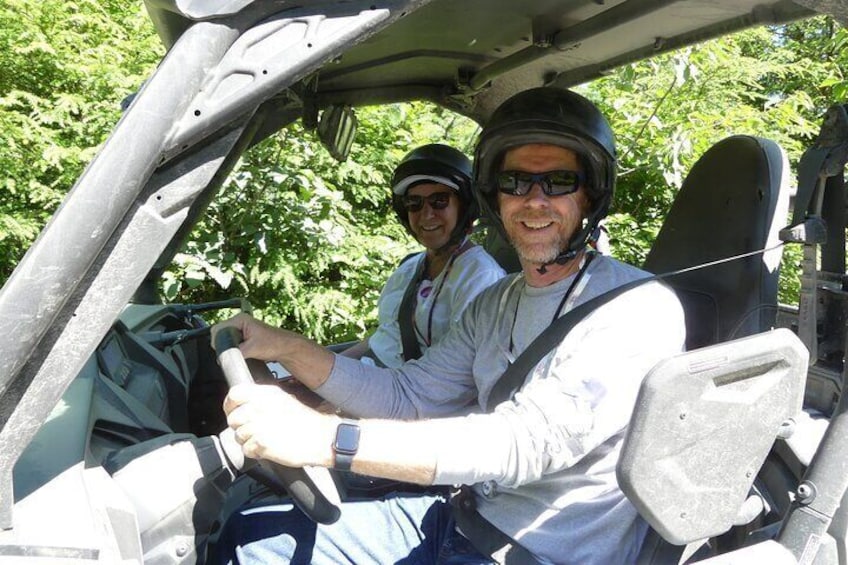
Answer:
[
  {"left": 0, "top": 0, "right": 432, "bottom": 529},
  {"left": 780, "top": 104, "right": 848, "bottom": 368},
  {"left": 777, "top": 104, "right": 848, "bottom": 561}
]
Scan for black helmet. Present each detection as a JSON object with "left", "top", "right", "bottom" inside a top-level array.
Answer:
[
  {"left": 391, "top": 143, "right": 476, "bottom": 248},
  {"left": 474, "top": 87, "right": 616, "bottom": 264}
]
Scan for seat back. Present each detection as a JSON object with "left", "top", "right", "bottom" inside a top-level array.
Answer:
[
  {"left": 619, "top": 328, "right": 808, "bottom": 547},
  {"left": 625, "top": 136, "right": 799, "bottom": 562},
  {"left": 643, "top": 135, "right": 791, "bottom": 350}
]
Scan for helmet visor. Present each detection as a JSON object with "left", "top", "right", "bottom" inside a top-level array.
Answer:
[{"left": 392, "top": 174, "right": 459, "bottom": 195}]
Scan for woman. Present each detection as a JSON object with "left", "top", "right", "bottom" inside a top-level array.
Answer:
[{"left": 341, "top": 143, "right": 505, "bottom": 368}]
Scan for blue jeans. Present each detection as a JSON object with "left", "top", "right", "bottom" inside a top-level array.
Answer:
[{"left": 211, "top": 492, "right": 496, "bottom": 564}]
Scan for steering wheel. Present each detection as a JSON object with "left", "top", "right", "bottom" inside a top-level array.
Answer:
[{"left": 214, "top": 326, "right": 342, "bottom": 525}]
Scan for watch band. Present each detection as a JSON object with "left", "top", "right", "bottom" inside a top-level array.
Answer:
[{"left": 332, "top": 419, "right": 360, "bottom": 472}]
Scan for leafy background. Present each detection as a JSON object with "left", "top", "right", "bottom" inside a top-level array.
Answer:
[{"left": 1, "top": 1, "right": 846, "bottom": 342}]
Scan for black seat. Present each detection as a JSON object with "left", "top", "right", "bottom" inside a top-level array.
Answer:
[
  {"left": 643, "top": 135, "right": 791, "bottom": 350},
  {"left": 624, "top": 135, "right": 798, "bottom": 563}
]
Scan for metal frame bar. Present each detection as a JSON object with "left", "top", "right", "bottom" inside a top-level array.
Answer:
[
  {"left": 550, "top": 0, "right": 813, "bottom": 89},
  {"left": 0, "top": 0, "right": 432, "bottom": 530}
]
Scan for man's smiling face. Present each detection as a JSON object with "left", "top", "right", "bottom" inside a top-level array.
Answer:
[{"left": 497, "top": 144, "right": 589, "bottom": 267}]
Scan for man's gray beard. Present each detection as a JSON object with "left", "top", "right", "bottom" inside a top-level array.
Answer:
[{"left": 510, "top": 237, "right": 566, "bottom": 265}]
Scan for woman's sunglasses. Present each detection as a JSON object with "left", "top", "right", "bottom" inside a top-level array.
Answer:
[
  {"left": 402, "top": 191, "right": 453, "bottom": 212},
  {"left": 496, "top": 170, "right": 585, "bottom": 196}
]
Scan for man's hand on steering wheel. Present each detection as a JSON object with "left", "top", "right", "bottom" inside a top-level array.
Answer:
[
  {"left": 224, "top": 383, "right": 339, "bottom": 469},
  {"left": 212, "top": 324, "right": 342, "bottom": 524},
  {"left": 212, "top": 312, "right": 284, "bottom": 363}
]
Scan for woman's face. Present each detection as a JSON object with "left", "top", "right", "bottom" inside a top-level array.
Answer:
[{"left": 404, "top": 182, "right": 461, "bottom": 251}]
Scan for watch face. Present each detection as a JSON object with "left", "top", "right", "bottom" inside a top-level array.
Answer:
[{"left": 334, "top": 422, "right": 360, "bottom": 454}]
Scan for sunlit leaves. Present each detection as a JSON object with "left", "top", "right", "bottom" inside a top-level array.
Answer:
[
  {"left": 1, "top": 6, "right": 844, "bottom": 334},
  {"left": 590, "top": 18, "right": 842, "bottom": 304},
  {"left": 0, "top": 0, "right": 160, "bottom": 280},
  {"left": 160, "top": 104, "right": 478, "bottom": 342}
]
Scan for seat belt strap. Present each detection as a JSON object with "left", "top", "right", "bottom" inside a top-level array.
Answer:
[
  {"left": 451, "top": 487, "right": 541, "bottom": 564},
  {"left": 455, "top": 275, "right": 659, "bottom": 561},
  {"left": 788, "top": 147, "right": 831, "bottom": 228},
  {"left": 398, "top": 256, "right": 425, "bottom": 362},
  {"left": 485, "top": 274, "right": 658, "bottom": 411}
]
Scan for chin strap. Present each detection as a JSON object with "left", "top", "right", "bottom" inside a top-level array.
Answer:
[
  {"left": 434, "top": 233, "right": 472, "bottom": 258},
  {"left": 432, "top": 201, "right": 475, "bottom": 255},
  {"left": 536, "top": 248, "right": 579, "bottom": 275},
  {"left": 536, "top": 212, "right": 607, "bottom": 275},
  {"left": 536, "top": 192, "right": 611, "bottom": 275}
]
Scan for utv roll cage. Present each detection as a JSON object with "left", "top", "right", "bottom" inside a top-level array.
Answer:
[{"left": 1, "top": 0, "right": 848, "bottom": 563}]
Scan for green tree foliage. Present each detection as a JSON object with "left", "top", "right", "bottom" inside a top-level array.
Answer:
[
  {"left": 0, "top": 0, "right": 161, "bottom": 280},
  {"left": 162, "top": 105, "right": 479, "bottom": 343},
  {"left": 590, "top": 18, "right": 842, "bottom": 302},
  {"left": 1, "top": 5, "right": 845, "bottom": 338}
]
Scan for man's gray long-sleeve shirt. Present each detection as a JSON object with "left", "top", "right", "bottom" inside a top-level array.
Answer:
[{"left": 317, "top": 254, "right": 686, "bottom": 564}]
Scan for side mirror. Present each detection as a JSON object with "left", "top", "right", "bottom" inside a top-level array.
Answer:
[{"left": 317, "top": 105, "right": 357, "bottom": 162}]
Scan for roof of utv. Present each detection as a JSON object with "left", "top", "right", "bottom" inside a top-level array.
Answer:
[{"left": 145, "top": 0, "right": 837, "bottom": 131}]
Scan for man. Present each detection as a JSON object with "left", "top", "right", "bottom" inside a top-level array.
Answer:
[
  {"left": 340, "top": 143, "right": 505, "bottom": 368},
  {"left": 212, "top": 87, "right": 686, "bottom": 564}
]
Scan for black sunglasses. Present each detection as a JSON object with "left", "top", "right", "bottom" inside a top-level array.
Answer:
[
  {"left": 496, "top": 170, "right": 585, "bottom": 197},
  {"left": 402, "top": 191, "right": 453, "bottom": 212}
]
